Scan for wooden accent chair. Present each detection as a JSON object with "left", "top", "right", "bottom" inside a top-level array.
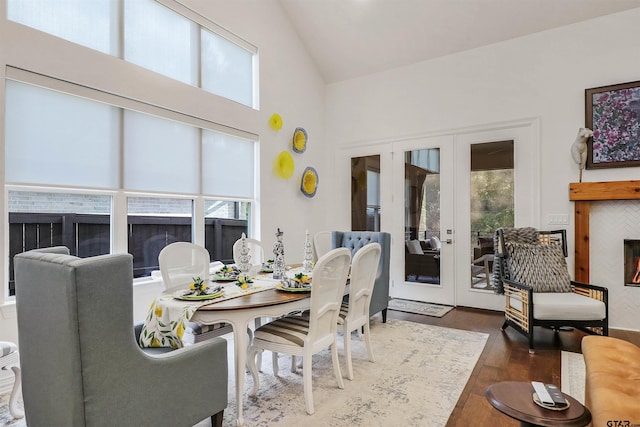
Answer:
[{"left": 493, "top": 227, "right": 608, "bottom": 353}]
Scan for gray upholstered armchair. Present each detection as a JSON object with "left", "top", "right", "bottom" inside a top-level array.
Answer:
[
  {"left": 14, "top": 247, "right": 228, "bottom": 427},
  {"left": 332, "top": 231, "right": 391, "bottom": 322}
]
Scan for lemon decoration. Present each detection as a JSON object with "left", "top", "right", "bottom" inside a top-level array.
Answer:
[
  {"left": 268, "top": 113, "right": 283, "bottom": 131},
  {"left": 300, "top": 166, "right": 319, "bottom": 198},
  {"left": 189, "top": 277, "right": 207, "bottom": 295},
  {"left": 154, "top": 303, "right": 163, "bottom": 318},
  {"left": 236, "top": 275, "right": 254, "bottom": 290},
  {"left": 274, "top": 151, "right": 294, "bottom": 179},
  {"left": 292, "top": 127, "right": 308, "bottom": 153},
  {"left": 176, "top": 322, "right": 185, "bottom": 339}
]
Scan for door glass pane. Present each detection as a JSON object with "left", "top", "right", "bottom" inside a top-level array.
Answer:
[
  {"left": 405, "top": 149, "right": 440, "bottom": 284},
  {"left": 127, "top": 197, "right": 193, "bottom": 278},
  {"left": 351, "top": 155, "right": 380, "bottom": 231},
  {"left": 470, "top": 140, "right": 514, "bottom": 290}
]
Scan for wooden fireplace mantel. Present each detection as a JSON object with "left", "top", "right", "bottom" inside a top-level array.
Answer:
[{"left": 569, "top": 180, "right": 640, "bottom": 282}]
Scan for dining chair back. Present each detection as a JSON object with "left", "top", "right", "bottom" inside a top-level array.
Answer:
[
  {"left": 313, "top": 231, "right": 332, "bottom": 261},
  {"left": 158, "top": 242, "right": 232, "bottom": 344},
  {"left": 338, "top": 242, "right": 381, "bottom": 380},
  {"left": 233, "top": 237, "right": 265, "bottom": 273},
  {"left": 247, "top": 247, "right": 352, "bottom": 415},
  {"left": 158, "top": 242, "right": 210, "bottom": 293}
]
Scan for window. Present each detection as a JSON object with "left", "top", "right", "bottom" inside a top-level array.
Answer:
[
  {"left": 123, "top": 110, "right": 200, "bottom": 194},
  {"left": 127, "top": 197, "right": 193, "bottom": 278},
  {"left": 5, "top": 80, "right": 119, "bottom": 188},
  {"left": 124, "top": 0, "right": 196, "bottom": 85},
  {"left": 204, "top": 200, "right": 251, "bottom": 264},
  {"left": 8, "top": 190, "right": 112, "bottom": 296},
  {"left": 4, "top": 75, "right": 257, "bottom": 288},
  {"left": 8, "top": 0, "right": 257, "bottom": 107},
  {"left": 7, "top": 0, "right": 117, "bottom": 54}
]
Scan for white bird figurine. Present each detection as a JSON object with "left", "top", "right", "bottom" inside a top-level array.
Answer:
[{"left": 571, "top": 127, "right": 593, "bottom": 182}]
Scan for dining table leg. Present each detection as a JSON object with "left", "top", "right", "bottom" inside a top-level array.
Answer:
[{"left": 230, "top": 317, "right": 251, "bottom": 427}]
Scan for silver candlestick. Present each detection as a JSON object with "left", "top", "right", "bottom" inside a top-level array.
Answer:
[
  {"left": 237, "top": 233, "right": 251, "bottom": 275},
  {"left": 272, "top": 228, "right": 286, "bottom": 280},
  {"left": 303, "top": 229, "right": 313, "bottom": 273}
]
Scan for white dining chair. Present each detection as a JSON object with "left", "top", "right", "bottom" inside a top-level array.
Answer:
[
  {"left": 233, "top": 237, "right": 265, "bottom": 275},
  {"left": 247, "top": 247, "right": 352, "bottom": 415},
  {"left": 313, "top": 230, "right": 332, "bottom": 262},
  {"left": 159, "top": 242, "right": 211, "bottom": 293},
  {"left": 337, "top": 242, "right": 381, "bottom": 380},
  {"left": 158, "top": 242, "right": 232, "bottom": 344}
]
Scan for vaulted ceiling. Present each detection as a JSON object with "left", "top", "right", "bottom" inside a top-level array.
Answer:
[{"left": 278, "top": 0, "right": 640, "bottom": 83}]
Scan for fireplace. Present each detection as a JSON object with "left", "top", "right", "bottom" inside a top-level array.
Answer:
[
  {"left": 624, "top": 240, "right": 640, "bottom": 287},
  {"left": 570, "top": 180, "right": 640, "bottom": 282}
]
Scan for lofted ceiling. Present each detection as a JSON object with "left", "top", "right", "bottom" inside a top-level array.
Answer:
[{"left": 278, "top": 0, "right": 640, "bottom": 83}]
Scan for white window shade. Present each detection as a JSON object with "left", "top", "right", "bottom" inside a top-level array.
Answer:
[
  {"left": 7, "top": 0, "right": 115, "bottom": 54},
  {"left": 4, "top": 80, "right": 119, "bottom": 188},
  {"left": 124, "top": 0, "right": 196, "bottom": 85},
  {"left": 124, "top": 110, "right": 199, "bottom": 193},
  {"left": 201, "top": 29, "right": 254, "bottom": 107},
  {"left": 202, "top": 130, "right": 255, "bottom": 198}
]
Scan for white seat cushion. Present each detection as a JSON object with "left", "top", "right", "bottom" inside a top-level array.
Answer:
[{"left": 532, "top": 292, "right": 606, "bottom": 321}]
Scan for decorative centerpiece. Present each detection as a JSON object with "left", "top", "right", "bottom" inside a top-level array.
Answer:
[
  {"left": 292, "top": 272, "right": 312, "bottom": 288},
  {"left": 237, "top": 233, "right": 252, "bottom": 275},
  {"left": 272, "top": 228, "right": 286, "bottom": 280},
  {"left": 303, "top": 229, "right": 313, "bottom": 273},
  {"left": 189, "top": 277, "right": 208, "bottom": 296},
  {"left": 235, "top": 274, "right": 254, "bottom": 290},
  {"left": 218, "top": 265, "right": 238, "bottom": 278}
]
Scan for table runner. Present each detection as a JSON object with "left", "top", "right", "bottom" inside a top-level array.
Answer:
[{"left": 139, "top": 278, "right": 278, "bottom": 349}]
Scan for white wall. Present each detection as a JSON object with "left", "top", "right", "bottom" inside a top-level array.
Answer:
[
  {"left": 325, "top": 8, "right": 640, "bottom": 330},
  {"left": 0, "top": 0, "right": 328, "bottom": 341}
]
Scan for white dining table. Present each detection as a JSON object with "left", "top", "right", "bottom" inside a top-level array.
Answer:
[{"left": 190, "top": 276, "right": 313, "bottom": 427}]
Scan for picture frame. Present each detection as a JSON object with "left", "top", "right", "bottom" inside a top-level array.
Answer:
[{"left": 586, "top": 80, "right": 640, "bottom": 169}]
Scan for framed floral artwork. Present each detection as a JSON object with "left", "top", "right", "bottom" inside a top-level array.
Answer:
[{"left": 586, "top": 80, "right": 640, "bottom": 169}]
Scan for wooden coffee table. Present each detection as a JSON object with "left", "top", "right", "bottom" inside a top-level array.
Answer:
[{"left": 485, "top": 381, "right": 591, "bottom": 427}]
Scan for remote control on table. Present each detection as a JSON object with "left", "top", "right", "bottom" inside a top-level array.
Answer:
[
  {"left": 544, "top": 383, "right": 568, "bottom": 408},
  {"left": 531, "top": 381, "right": 554, "bottom": 405}
]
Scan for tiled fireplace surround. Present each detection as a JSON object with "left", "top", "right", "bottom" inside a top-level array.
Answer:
[{"left": 570, "top": 180, "right": 640, "bottom": 330}]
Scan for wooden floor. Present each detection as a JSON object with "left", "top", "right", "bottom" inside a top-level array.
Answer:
[{"left": 385, "top": 306, "right": 640, "bottom": 427}]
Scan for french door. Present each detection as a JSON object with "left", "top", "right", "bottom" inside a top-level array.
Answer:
[
  {"left": 392, "top": 136, "right": 456, "bottom": 306},
  {"left": 339, "top": 119, "right": 539, "bottom": 310}
]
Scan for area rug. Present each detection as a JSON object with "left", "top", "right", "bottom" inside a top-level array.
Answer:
[
  {"left": 388, "top": 298, "right": 454, "bottom": 318},
  {"left": 214, "top": 318, "right": 488, "bottom": 427},
  {"left": 561, "top": 351, "right": 585, "bottom": 404},
  {"left": 0, "top": 319, "right": 488, "bottom": 427},
  {"left": 0, "top": 393, "right": 24, "bottom": 427}
]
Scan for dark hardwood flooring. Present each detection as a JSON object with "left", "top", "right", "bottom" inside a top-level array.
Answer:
[{"left": 384, "top": 306, "right": 640, "bottom": 427}]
